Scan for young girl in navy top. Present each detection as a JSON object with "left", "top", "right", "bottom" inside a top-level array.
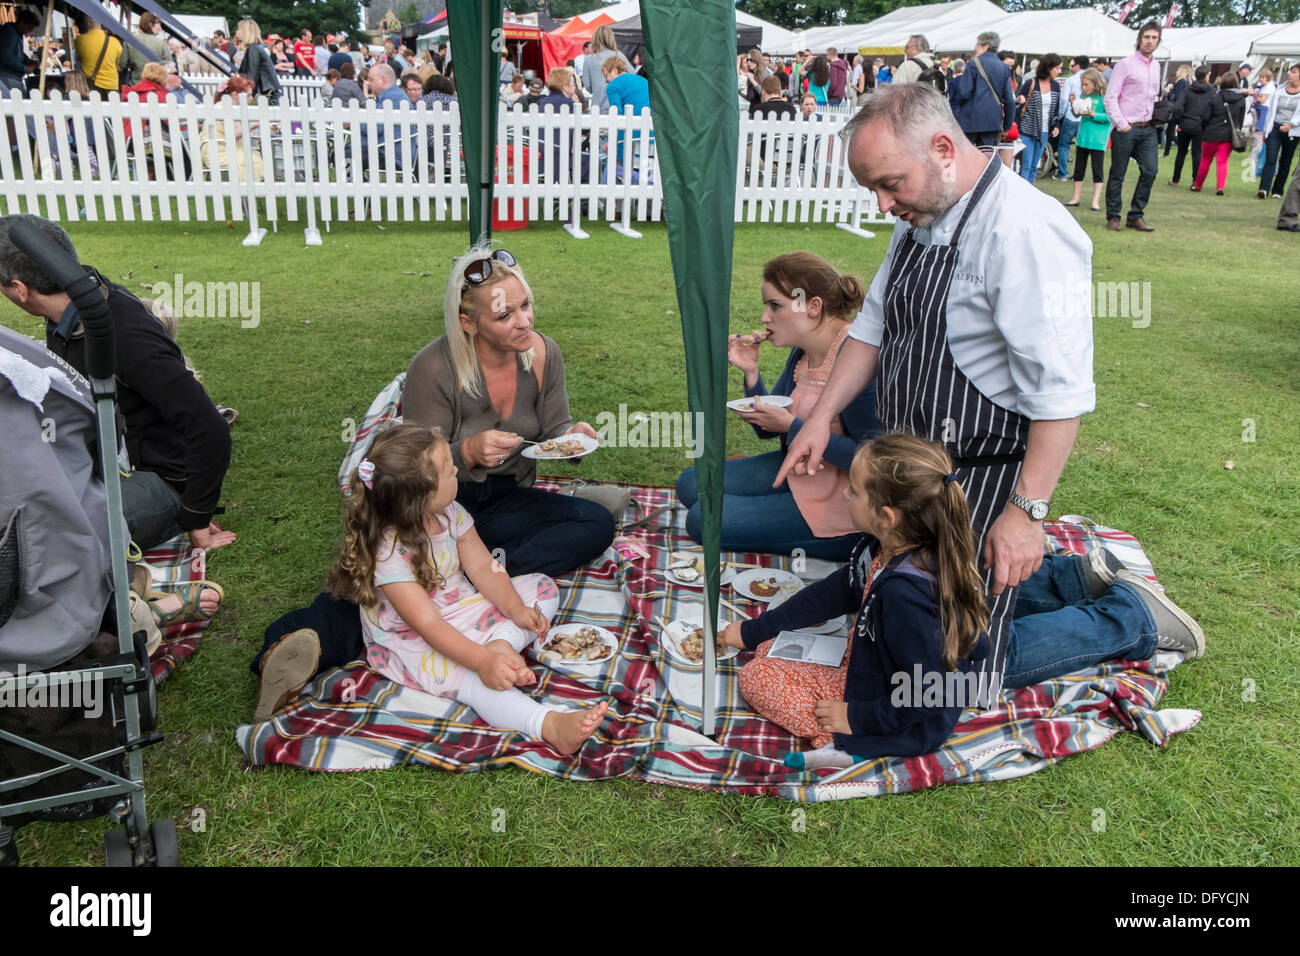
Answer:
[{"left": 722, "top": 433, "right": 990, "bottom": 769}]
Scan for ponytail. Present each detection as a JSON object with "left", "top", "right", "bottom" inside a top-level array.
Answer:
[
  {"left": 929, "top": 479, "right": 988, "bottom": 669},
  {"left": 857, "top": 433, "right": 989, "bottom": 670}
]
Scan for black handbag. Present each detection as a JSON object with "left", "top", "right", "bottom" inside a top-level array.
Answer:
[{"left": 1151, "top": 95, "right": 1174, "bottom": 125}]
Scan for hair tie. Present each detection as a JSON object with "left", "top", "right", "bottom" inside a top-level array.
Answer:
[
  {"left": 357, "top": 458, "right": 375, "bottom": 489},
  {"left": 943, "top": 472, "right": 958, "bottom": 485}
]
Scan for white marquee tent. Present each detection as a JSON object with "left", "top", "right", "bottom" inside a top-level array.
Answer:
[
  {"left": 925, "top": 9, "right": 1138, "bottom": 58},
  {"left": 1159, "top": 24, "right": 1289, "bottom": 64},
  {"left": 569, "top": 1, "right": 802, "bottom": 52},
  {"left": 792, "top": 2, "right": 1137, "bottom": 59},
  {"left": 797, "top": 0, "right": 1003, "bottom": 54},
  {"left": 1249, "top": 21, "right": 1300, "bottom": 57}
]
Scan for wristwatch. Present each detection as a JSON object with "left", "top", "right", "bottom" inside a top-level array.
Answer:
[{"left": 1008, "top": 491, "right": 1050, "bottom": 521}]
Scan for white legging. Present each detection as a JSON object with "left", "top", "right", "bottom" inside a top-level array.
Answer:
[{"left": 454, "top": 595, "right": 559, "bottom": 740}]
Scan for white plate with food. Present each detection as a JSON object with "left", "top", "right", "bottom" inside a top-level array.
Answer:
[
  {"left": 726, "top": 395, "right": 795, "bottom": 414},
  {"left": 661, "top": 620, "right": 739, "bottom": 666},
  {"left": 664, "top": 553, "right": 737, "bottom": 588},
  {"left": 522, "top": 433, "right": 599, "bottom": 460},
  {"left": 731, "top": 568, "right": 803, "bottom": 603},
  {"left": 532, "top": 623, "right": 618, "bottom": 666}
]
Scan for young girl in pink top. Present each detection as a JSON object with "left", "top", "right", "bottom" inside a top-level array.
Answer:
[
  {"left": 675, "top": 252, "right": 882, "bottom": 560},
  {"left": 329, "top": 423, "right": 607, "bottom": 755}
]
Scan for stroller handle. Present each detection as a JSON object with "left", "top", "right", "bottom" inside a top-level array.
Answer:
[{"left": 8, "top": 219, "right": 115, "bottom": 380}]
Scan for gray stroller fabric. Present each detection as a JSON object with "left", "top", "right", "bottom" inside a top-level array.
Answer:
[{"left": 0, "top": 324, "right": 122, "bottom": 670}]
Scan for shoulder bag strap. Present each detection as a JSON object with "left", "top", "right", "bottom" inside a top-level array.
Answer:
[{"left": 89, "top": 34, "right": 112, "bottom": 88}]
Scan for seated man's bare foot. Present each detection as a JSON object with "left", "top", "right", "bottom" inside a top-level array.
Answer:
[{"left": 542, "top": 700, "right": 609, "bottom": 756}]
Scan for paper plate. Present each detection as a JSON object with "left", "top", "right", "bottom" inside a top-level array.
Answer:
[
  {"left": 726, "top": 395, "right": 794, "bottom": 414},
  {"left": 532, "top": 623, "right": 618, "bottom": 667},
  {"left": 664, "top": 558, "right": 737, "bottom": 588},
  {"left": 661, "top": 619, "right": 739, "bottom": 666},
  {"left": 522, "top": 433, "right": 599, "bottom": 460},
  {"left": 731, "top": 568, "right": 803, "bottom": 603}
]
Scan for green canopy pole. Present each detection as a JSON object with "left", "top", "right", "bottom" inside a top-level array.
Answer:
[
  {"left": 447, "top": 0, "right": 505, "bottom": 245},
  {"left": 640, "top": 0, "right": 737, "bottom": 737}
]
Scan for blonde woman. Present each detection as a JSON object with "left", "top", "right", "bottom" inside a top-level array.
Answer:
[
  {"left": 403, "top": 248, "right": 614, "bottom": 577},
  {"left": 234, "top": 18, "right": 280, "bottom": 102},
  {"left": 580, "top": 24, "right": 630, "bottom": 109}
]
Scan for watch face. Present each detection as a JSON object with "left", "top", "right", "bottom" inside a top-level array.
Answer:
[{"left": 1031, "top": 501, "right": 1049, "bottom": 520}]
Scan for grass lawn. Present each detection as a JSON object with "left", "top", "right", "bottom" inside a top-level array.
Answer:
[{"left": 7, "top": 153, "right": 1299, "bottom": 866}]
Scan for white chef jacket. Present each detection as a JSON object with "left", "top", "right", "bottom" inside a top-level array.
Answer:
[{"left": 850, "top": 157, "right": 1097, "bottom": 421}]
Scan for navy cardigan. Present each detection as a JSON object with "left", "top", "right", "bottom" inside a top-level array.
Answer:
[
  {"left": 740, "top": 539, "right": 989, "bottom": 759},
  {"left": 746, "top": 346, "right": 881, "bottom": 473}
]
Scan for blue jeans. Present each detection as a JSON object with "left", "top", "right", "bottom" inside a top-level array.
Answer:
[
  {"left": 455, "top": 475, "right": 615, "bottom": 579},
  {"left": 120, "top": 469, "right": 185, "bottom": 549},
  {"left": 1056, "top": 118, "right": 1078, "bottom": 175},
  {"left": 1019, "top": 129, "right": 1050, "bottom": 183},
  {"left": 1004, "top": 554, "right": 1158, "bottom": 688},
  {"left": 1106, "top": 123, "right": 1158, "bottom": 221},
  {"left": 675, "top": 451, "right": 859, "bottom": 561}
]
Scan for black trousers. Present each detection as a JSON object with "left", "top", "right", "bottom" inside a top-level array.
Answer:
[
  {"left": 1171, "top": 129, "right": 1201, "bottom": 184},
  {"left": 1073, "top": 145, "right": 1105, "bottom": 183}
]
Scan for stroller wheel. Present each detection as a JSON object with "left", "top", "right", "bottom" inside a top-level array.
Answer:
[
  {"left": 150, "top": 819, "right": 180, "bottom": 867},
  {"left": 104, "top": 828, "right": 133, "bottom": 867}
]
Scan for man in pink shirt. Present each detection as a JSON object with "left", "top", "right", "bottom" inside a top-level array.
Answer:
[{"left": 1104, "top": 21, "right": 1163, "bottom": 231}]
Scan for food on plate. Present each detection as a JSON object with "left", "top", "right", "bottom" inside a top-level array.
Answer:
[
  {"left": 536, "top": 438, "right": 587, "bottom": 458},
  {"left": 750, "top": 577, "right": 781, "bottom": 598},
  {"left": 678, "top": 627, "right": 727, "bottom": 664},
  {"left": 542, "top": 626, "right": 610, "bottom": 662}
]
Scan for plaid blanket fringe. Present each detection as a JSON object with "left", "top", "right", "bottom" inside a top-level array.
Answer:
[{"left": 235, "top": 481, "right": 1201, "bottom": 801}]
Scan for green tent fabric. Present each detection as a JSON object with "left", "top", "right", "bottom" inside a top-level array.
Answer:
[
  {"left": 447, "top": 0, "right": 506, "bottom": 245},
  {"left": 640, "top": 0, "right": 738, "bottom": 735}
]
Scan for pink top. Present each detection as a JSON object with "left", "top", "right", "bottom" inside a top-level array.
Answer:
[
  {"left": 1104, "top": 50, "right": 1161, "bottom": 131},
  {"left": 788, "top": 325, "right": 855, "bottom": 539}
]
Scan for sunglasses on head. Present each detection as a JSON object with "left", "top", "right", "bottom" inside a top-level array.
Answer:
[{"left": 462, "top": 250, "right": 517, "bottom": 291}]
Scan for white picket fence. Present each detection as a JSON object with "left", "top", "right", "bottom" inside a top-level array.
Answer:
[
  {"left": 0, "top": 91, "right": 890, "bottom": 245},
  {"left": 180, "top": 74, "right": 324, "bottom": 107}
]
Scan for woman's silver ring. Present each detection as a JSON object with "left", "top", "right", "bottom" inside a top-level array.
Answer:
[{"left": 497, "top": 455, "right": 504, "bottom": 465}]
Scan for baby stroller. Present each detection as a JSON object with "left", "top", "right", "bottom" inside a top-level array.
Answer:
[{"left": 0, "top": 220, "right": 175, "bottom": 866}]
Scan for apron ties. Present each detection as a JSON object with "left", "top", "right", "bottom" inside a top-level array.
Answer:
[{"left": 874, "top": 156, "right": 1028, "bottom": 699}]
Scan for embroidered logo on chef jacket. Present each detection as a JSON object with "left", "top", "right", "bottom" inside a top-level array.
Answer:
[{"left": 953, "top": 271, "right": 985, "bottom": 284}]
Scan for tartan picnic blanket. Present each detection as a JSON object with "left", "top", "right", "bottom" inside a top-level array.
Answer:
[
  {"left": 139, "top": 536, "right": 212, "bottom": 685},
  {"left": 234, "top": 482, "right": 1202, "bottom": 801}
]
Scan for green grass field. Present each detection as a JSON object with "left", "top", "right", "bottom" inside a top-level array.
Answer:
[{"left": 7, "top": 155, "right": 1299, "bottom": 866}]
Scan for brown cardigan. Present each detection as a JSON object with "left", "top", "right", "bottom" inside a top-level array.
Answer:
[{"left": 403, "top": 332, "right": 574, "bottom": 486}]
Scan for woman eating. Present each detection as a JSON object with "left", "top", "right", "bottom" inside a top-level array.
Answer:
[
  {"left": 675, "top": 253, "right": 881, "bottom": 561},
  {"left": 403, "top": 248, "right": 616, "bottom": 578}
]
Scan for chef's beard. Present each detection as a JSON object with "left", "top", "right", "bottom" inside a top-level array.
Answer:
[{"left": 904, "top": 157, "right": 963, "bottom": 230}]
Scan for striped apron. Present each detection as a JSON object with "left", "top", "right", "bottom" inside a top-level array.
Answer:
[{"left": 875, "top": 156, "right": 1028, "bottom": 699}]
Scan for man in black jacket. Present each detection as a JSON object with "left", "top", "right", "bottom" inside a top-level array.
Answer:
[{"left": 0, "top": 215, "right": 234, "bottom": 551}]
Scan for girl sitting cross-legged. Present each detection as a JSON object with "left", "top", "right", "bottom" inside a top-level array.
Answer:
[
  {"left": 723, "top": 433, "right": 1205, "bottom": 770},
  {"left": 328, "top": 423, "right": 608, "bottom": 755}
]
